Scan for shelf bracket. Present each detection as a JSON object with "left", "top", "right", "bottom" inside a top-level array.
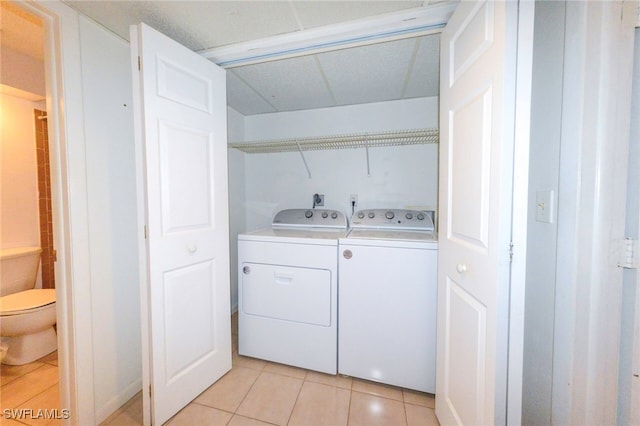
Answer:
[
  {"left": 365, "top": 134, "right": 371, "bottom": 176},
  {"left": 296, "top": 142, "right": 312, "bottom": 179}
]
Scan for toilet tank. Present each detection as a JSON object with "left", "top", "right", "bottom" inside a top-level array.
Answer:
[{"left": 0, "top": 247, "right": 42, "bottom": 297}]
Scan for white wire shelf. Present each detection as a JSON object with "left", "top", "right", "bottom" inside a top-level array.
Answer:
[{"left": 228, "top": 128, "right": 439, "bottom": 154}]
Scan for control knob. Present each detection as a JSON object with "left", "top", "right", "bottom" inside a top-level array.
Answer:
[
  {"left": 322, "top": 211, "right": 328, "bottom": 218},
  {"left": 385, "top": 211, "right": 395, "bottom": 220},
  {"left": 331, "top": 212, "right": 338, "bottom": 219},
  {"left": 406, "top": 212, "right": 413, "bottom": 220},
  {"left": 417, "top": 213, "right": 425, "bottom": 220},
  {"left": 368, "top": 212, "right": 375, "bottom": 219},
  {"left": 357, "top": 212, "right": 365, "bottom": 219},
  {"left": 305, "top": 210, "right": 313, "bottom": 218}
]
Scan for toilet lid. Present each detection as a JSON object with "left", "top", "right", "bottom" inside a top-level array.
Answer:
[{"left": 0, "top": 289, "right": 56, "bottom": 314}]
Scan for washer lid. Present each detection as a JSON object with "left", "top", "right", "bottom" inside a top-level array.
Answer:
[
  {"left": 0, "top": 289, "right": 56, "bottom": 314},
  {"left": 342, "top": 229, "right": 438, "bottom": 250},
  {"left": 239, "top": 227, "right": 348, "bottom": 245}
]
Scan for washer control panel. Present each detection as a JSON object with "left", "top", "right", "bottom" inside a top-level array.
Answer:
[
  {"left": 351, "top": 209, "right": 435, "bottom": 232},
  {"left": 272, "top": 209, "right": 348, "bottom": 229}
]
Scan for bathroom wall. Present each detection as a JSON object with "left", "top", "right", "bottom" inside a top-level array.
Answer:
[
  {"left": 34, "top": 108, "right": 55, "bottom": 289},
  {"left": 77, "top": 15, "right": 141, "bottom": 422},
  {"left": 0, "top": 92, "right": 45, "bottom": 288},
  {"left": 1, "top": 2, "right": 47, "bottom": 289},
  {"left": 241, "top": 96, "right": 439, "bottom": 231},
  {"left": 1, "top": 47, "right": 45, "bottom": 96}
]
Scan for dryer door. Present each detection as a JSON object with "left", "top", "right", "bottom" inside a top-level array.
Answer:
[{"left": 241, "top": 263, "right": 331, "bottom": 326}]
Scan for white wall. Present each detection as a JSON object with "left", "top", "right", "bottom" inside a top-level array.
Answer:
[
  {"left": 244, "top": 97, "right": 438, "bottom": 140},
  {"left": 618, "top": 28, "right": 640, "bottom": 426},
  {"left": 0, "top": 93, "right": 42, "bottom": 249},
  {"left": 241, "top": 97, "right": 438, "bottom": 231},
  {"left": 227, "top": 106, "right": 245, "bottom": 313},
  {"left": 1, "top": 47, "right": 46, "bottom": 96},
  {"left": 0, "top": 93, "right": 45, "bottom": 290},
  {"left": 521, "top": 2, "right": 565, "bottom": 424},
  {"left": 78, "top": 15, "right": 141, "bottom": 422}
]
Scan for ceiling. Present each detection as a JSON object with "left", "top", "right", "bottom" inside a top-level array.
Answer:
[
  {"left": 4, "top": 1, "right": 452, "bottom": 115},
  {"left": 0, "top": 2, "right": 44, "bottom": 61},
  {"left": 226, "top": 34, "right": 440, "bottom": 115}
]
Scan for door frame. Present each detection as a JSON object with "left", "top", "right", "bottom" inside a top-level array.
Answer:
[
  {"left": 550, "top": 3, "right": 636, "bottom": 425},
  {"left": 506, "top": 1, "right": 535, "bottom": 424},
  {"left": 17, "top": 1, "right": 96, "bottom": 424},
  {"left": 128, "top": 30, "right": 151, "bottom": 426}
]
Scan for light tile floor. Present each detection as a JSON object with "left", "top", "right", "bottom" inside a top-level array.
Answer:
[
  {"left": 0, "top": 350, "right": 61, "bottom": 426},
  {"left": 1, "top": 314, "right": 439, "bottom": 426},
  {"left": 102, "top": 314, "right": 439, "bottom": 426}
]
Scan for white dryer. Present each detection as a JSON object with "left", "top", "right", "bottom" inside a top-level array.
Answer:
[
  {"left": 238, "top": 209, "right": 348, "bottom": 374},
  {"left": 338, "top": 209, "right": 438, "bottom": 393}
]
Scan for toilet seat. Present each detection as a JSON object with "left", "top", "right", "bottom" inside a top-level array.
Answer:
[{"left": 0, "top": 289, "right": 56, "bottom": 316}]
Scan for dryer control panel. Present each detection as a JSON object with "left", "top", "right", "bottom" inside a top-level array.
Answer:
[
  {"left": 272, "top": 209, "right": 348, "bottom": 229},
  {"left": 350, "top": 209, "right": 435, "bottom": 232}
]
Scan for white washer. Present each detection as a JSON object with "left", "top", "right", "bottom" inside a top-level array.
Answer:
[
  {"left": 338, "top": 209, "right": 438, "bottom": 393},
  {"left": 238, "top": 209, "right": 348, "bottom": 374}
]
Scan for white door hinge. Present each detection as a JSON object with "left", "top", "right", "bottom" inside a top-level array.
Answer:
[
  {"left": 144, "top": 225, "right": 148, "bottom": 239},
  {"left": 509, "top": 242, "right": 514, "bottom": 262},
  {"left": 617, "top": 238, "right": 639, "bottom": 269}
]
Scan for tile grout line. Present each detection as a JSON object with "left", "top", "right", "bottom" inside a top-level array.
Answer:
[
  {"left": 27, "top": 381, "right": 59, "bottom": 399},
  {"left": 1, "top": 364, "right": 57, "bottom": 409},
  {"left": 222, "top": 363, "right": 263, "bottom": 425},
  {"left": 346, "top": 386, "right": 353, "bottom": 426},
  {"left": 0, "top": 363, "right": 46, "bottom": 387},
  {"left": 283, "top": 372, "right": 306, "bottom": 426},
  {"left": 402, "top": 394, "right": 410, "bottom": 426}
]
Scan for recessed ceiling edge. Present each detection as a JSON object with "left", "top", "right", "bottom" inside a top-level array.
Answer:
[{"left": 200, "top": 2, "right": 457, "bottom": 68}]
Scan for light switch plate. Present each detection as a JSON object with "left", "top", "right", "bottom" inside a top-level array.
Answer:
[{"left": 536, "top": 190, "right": 554, "bottom": 223}]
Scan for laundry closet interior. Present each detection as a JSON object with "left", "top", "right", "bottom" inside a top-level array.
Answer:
[{"left": 225, "top": 34, "right": 441, "bottom": 313}]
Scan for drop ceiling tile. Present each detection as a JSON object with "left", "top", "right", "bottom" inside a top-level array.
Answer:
[
  {"left": 404, "top": 35, "right": 440, "bottom": 98},
  {"left": 62, "top": 1, "right": 445, "bottom": 115},
  {"left": 317, "top": 38, "right": 417, "bottom": 106},
  {"left": 227, "top": 71, "right": 277, "bottom": 116},
  {"left": 292, "top": 1, "right": 423, "bottom": 30},
  {"left": 233, "top": 55, "right": 335, "bottom": 113},
  {"left": 64, "top": 1, "right": 301, "bottom": 51}
]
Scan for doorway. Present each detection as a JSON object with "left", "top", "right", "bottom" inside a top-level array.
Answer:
[
  {"left": 3, "top": 1, "right": 94, "bottom": 424},
  {"left": 0, "top": 0, "right": 61, "bottom": 416}
]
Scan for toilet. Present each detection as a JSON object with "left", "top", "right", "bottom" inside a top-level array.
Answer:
[{"left": 0, "top": 247, "right": 57, "bottom": 365}]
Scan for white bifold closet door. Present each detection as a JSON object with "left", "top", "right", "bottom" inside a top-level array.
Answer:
[
  {"left": 130, "top": 22, "right": 232, "bottom": 426},
  {"left": 436, "top": 1, "right": 519, "bottom": 424}
]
